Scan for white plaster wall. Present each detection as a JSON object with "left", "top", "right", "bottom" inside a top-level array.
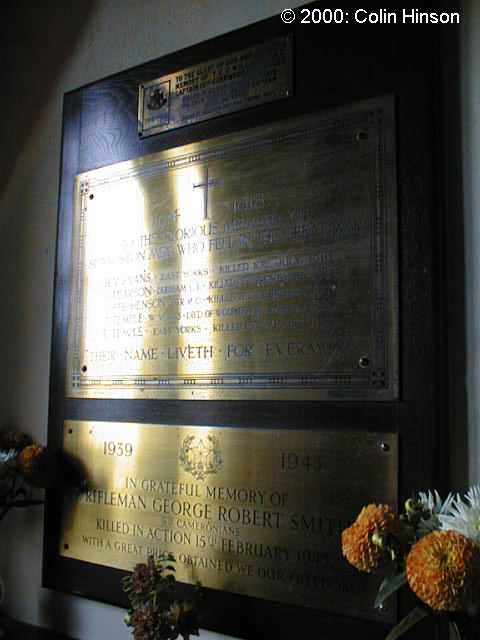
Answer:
[{"left": 0, "top": 1, "right": 306, "bottom": 638}]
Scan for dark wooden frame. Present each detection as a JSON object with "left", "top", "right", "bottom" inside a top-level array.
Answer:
[{"left": 43, "top": 2, "right": 454, "bottom": 638}]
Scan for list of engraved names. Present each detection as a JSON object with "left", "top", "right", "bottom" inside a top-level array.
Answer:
[{"left": 68, "top": 105, "right": 395, "bottom": 399}]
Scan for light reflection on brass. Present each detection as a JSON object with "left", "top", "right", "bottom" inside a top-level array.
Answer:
[
  {"left": 60, "top": 420, "right": 398, "bottom": 622},
  {"left": 67, "top": 97, "right": 398, "bottom": 400}
]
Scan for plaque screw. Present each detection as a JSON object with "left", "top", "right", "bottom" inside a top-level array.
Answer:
[
  {"left": 356, "top": 130, "right": 369, "bottom": 141},
  {"left": 379, "top": 441, "right": 390, "bottom": 453},
  {"left": 68, "top": 429, "right": 73, "bottom": 435},
  {"left": 89, "top": 194, "right": 94, "bottom": 200},
  {"left": 359, "top": 356, "right": 370, "bottom": 369},
  {"left": 64, "top": 544, "right": 69, "bottom": 550},
  {"left": 81, "top": 365, "right": 87, "bottom": 373}
]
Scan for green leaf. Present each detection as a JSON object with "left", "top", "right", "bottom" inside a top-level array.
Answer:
[
  {"left": 385, "top": 608, "right": 429, "bottom": 640},
  {"left": 375, "top": 572, "right": 407, "bottom": 609}
]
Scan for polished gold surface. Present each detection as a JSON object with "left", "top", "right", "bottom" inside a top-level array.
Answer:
[
  {"left": 60, "top": 420, "right": 397, "bottom": 621},
  {"left": 67, "top": 97, "right": 398, "bottom": 400}
]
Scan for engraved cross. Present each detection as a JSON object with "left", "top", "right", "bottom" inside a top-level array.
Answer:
[{"left": 193, "top": 167, "right": 218, "bottom": 219}]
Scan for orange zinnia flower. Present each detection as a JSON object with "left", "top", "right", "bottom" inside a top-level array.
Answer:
[
  {"left": 406, "top": 530, "right": 480, "bottom": 611},
  {"left": 342, "top": 504, "right": 399, "bottom": 573}
]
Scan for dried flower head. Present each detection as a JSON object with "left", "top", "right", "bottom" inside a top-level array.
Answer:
[
  {"left": 16, "top": 445, "right": 77, "bottom": 489},
  {"left": 0, "top": 431, "right": 33, "bottom": 453},
  {"left": 406, "top": 530, "right": 480, "bottom": 611},
  {"left": 342, "top": 504, "right": 400, "bottom": 573},
  {"left": 18, "top": 445, "right": 46, "bottom": 483},
  {"left": 130, "top": 603, "right": 158, "bottom": 640},
  {"left": 124, "top": 555, "right": 199, "bottom": 640},
  {"left": 131, "top": 556, "right": 158, "bottom": 597}
]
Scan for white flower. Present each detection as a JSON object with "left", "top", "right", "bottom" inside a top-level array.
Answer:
[
  {"left": 418, "top": 489, "right": 453, "bottom": 514},
  {"left": 0, "top": 449, "right": 17, "bottom": 490},
  {"left": 465, "top": 485, "right": 480, "bottom": 509},
  {"left": 0, "top": 449, "right": 16, "bottom": 472},
  {"left": 417, "top": 490, "right": 455, "bottom": 536},
  {"left": 439, "top": 486, "right": 480, "bottom": 544}
]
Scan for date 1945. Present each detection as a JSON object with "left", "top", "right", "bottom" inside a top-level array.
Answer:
[{"left": 281, "top": 451, "right": 322, "bottom": 472}]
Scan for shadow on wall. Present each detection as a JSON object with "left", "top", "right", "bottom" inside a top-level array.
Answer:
[
  {"left": 0, "top": 0, "right": 97, "bottom": 199},
  {"left": 39, "top": 589, "right": 81, "bottom": 639},
  {"left": 0, "top": 1, "right": 97, "bottom": 633}
]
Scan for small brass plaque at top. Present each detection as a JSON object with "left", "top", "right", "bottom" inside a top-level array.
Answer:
[
  {"left": 67, "top": 96, "right": 398, "bottom": 400},
  {"left": 138, "top": 36, "right": 292, "bottom": 136},
  {"left": 60, "top": 420, "right": 398, "bottom": 622}
]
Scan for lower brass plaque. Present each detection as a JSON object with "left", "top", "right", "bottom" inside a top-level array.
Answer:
[
  {"left": 60, "top": 421, "right": 398, "bottom": 622},
  {"left": 67, "top": 97, "right": 398, "bottom": 401}
]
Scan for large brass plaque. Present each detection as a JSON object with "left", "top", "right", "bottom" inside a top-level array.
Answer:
[
  {"left": 60, "top": 420, "right": 397, "bottom": 622},
  {"left": 67, "top": 97, "right": 398, "bottom": 400}
]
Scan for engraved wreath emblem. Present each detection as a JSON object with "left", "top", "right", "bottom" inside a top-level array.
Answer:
[{"left": 179, "top": 434, "right": 223, "bottom": 480}]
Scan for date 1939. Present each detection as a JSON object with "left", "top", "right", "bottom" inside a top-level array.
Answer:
[{"left": 103, "top": 441, "right": 134, "bottom": 457}]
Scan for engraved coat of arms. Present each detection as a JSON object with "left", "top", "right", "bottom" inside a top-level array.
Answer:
[{"left": 179, "top": 434, "right": 222, "bottom": 480}]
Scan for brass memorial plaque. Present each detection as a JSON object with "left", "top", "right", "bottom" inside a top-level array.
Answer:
[
  {"left": 60, "top": 421, "right": 398, "bottom": 622},
  {"left": 67, "top": 97, "right": 398, "bottom": 400},
  {"left": 138, "top": 37, "right": 292, "bottom": 137}
]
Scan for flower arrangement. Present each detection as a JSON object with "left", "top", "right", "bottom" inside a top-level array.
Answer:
[
  {"left": 122, "top": 554, "right": 200, "bottom": 640},
  {"left": 0, "top": 428, "right": 85, "bottom": 520},
  {"left": 342, "top": 488, "right": 480, "bottom": 639}
]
